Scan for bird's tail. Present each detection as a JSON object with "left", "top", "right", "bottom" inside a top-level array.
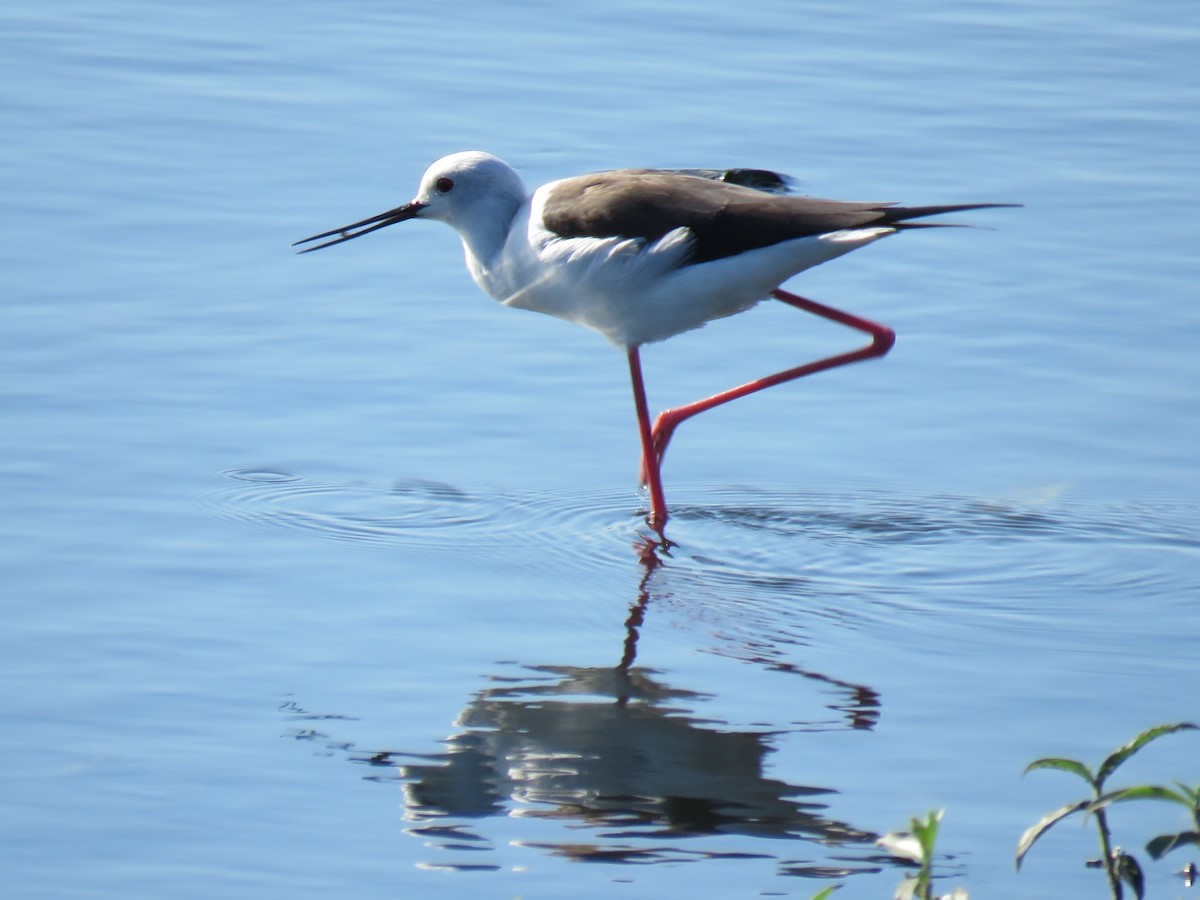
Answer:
[{"left": 884, "top": 202, "right": 1022, "bottom": 229}]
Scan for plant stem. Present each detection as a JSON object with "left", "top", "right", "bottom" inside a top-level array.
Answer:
[{"left": 1093, "top": 807, "right": 1122, "bottom": 900}]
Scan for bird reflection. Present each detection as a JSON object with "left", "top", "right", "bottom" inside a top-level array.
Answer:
[
  {"left": 622, "top": 534, "right": 879, "bottom": 729},
  {"left": 394, "top": 662, "right": 877, "bottom": 862},
  {"left": 286, "top": 535, "right": 886, "bottom": 878}
]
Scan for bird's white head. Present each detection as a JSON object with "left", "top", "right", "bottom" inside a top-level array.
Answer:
[
  {"left": 292, "top": 151, "right": 527, "bottom": 257},
  {"left": 412, "top": 152, "right": 527, "bottom": 229}
]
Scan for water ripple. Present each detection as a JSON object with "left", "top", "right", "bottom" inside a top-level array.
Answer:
[
  {"left": 201, "top": 471, "right": 1198, "bottom": 570},
  {"left": 200, "top": 468, "right": 641, "bottom": 563},
  {"left": 200, "top": 472, "right": 1198, "bottom": 664}
]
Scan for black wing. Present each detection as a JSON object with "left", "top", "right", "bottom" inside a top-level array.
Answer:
[{"left": 542, "top": 169, "right": 1015, "bottom": 265}]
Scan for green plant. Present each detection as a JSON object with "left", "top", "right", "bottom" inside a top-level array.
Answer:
[
  {"left": 878, "top": 809, "right": 968, "bottom": 900},
  {"left": 1093, "top": 780, "right": 1200, "bottom": 861},
  {"left": 1016, "top": 721, "right": 1198, "bottom": 900}
]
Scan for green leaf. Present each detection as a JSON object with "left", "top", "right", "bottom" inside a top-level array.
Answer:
[
  {"left": 1145, "top": 831, "right": 1200, "bottom": 860},
  {"left": 807, "top": 886, "right": 842, "bottom": 900},
  {"left": 1015, "top": 799, "right": 1091, "bottom": 870},
  {"left": 1089, "top": 784, "right": 1191, "bottom": 814},
  {"left": 1115, "top": 850, "right": 1145, "bottom": 900},
  {"left": 1096, "top": 723, "right": 1198, "bottom": 786},
  {"left": 911, "top": 809, "right": 943, "bottom": 860},
  {"left": 1172, "top": 781, "right": 1200, "bottom": 809},
  {"left": 1023, "top": 757, "right": 1095, "bottom": 785}
]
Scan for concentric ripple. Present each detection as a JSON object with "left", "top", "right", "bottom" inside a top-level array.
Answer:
[
  {"left": 202, "top": 471, "right": 1198, "bottom": 570},
  {"left": 201, "top": 471, "right": 1199, "bottom": 672},
  {"left": 649, "top": 484, "right": 1200, "bottom": 662},
  {"left": 200, "top": 468, "right": 644, "bottom": 560}
]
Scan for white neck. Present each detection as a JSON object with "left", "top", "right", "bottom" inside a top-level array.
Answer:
[
  {"left": 455, "top": 199, "right": 526, "bottom": 305},
  {"left": 457, "top": 191, "right": 524, "bottom": 270}
]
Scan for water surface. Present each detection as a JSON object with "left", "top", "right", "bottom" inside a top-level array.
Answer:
[{"left": 2, "top": 1, "right": 1198, "bottom": 898}]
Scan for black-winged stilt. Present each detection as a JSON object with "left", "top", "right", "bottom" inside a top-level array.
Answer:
[{"left": 295, "top": 151, "right": 1013, "bottom": 531}]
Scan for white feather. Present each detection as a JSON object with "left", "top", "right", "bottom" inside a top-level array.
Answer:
[{"left": 412, "top": 152, "right": 895, "bottom": 347}]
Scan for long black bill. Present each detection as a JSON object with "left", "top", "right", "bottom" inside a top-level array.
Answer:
[{"left": 292, "top": 200, "right": 426, "bottom": 253}]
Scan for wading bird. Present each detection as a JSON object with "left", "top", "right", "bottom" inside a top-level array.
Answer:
[{"left": 296, "top": 151, "right": 1012, "bottom": 530}]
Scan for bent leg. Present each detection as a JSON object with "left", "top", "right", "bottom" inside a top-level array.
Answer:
[{"left": 642, "top": 288, "right": 895, "bottom": 478}]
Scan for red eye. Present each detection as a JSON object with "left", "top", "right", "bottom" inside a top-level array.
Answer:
[{"left": 436, "top": 177, "right": 455, "bottom": 193}]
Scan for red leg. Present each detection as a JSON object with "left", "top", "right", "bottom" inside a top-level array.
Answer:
[
  {"left": 642, "top": 288, "right": 896, "bottom": 480},
  {"left": 627, "top": 346, "right": 669, "bottom": 530}
]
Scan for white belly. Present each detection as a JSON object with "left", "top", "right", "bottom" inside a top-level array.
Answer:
[{"left": 468, "top": 209, "right": 894, "bottom": 347}]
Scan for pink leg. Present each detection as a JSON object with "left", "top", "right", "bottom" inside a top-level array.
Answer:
[
  {"left": 641, "top": 288, "right": 896, "bottom": 484},
  {"left": 627, "top": 347, "right": 670, "bottom": 530}
]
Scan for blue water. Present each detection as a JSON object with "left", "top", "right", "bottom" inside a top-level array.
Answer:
[{"left": 2, "top": 1, "right": 1198, "bottom": 898}]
